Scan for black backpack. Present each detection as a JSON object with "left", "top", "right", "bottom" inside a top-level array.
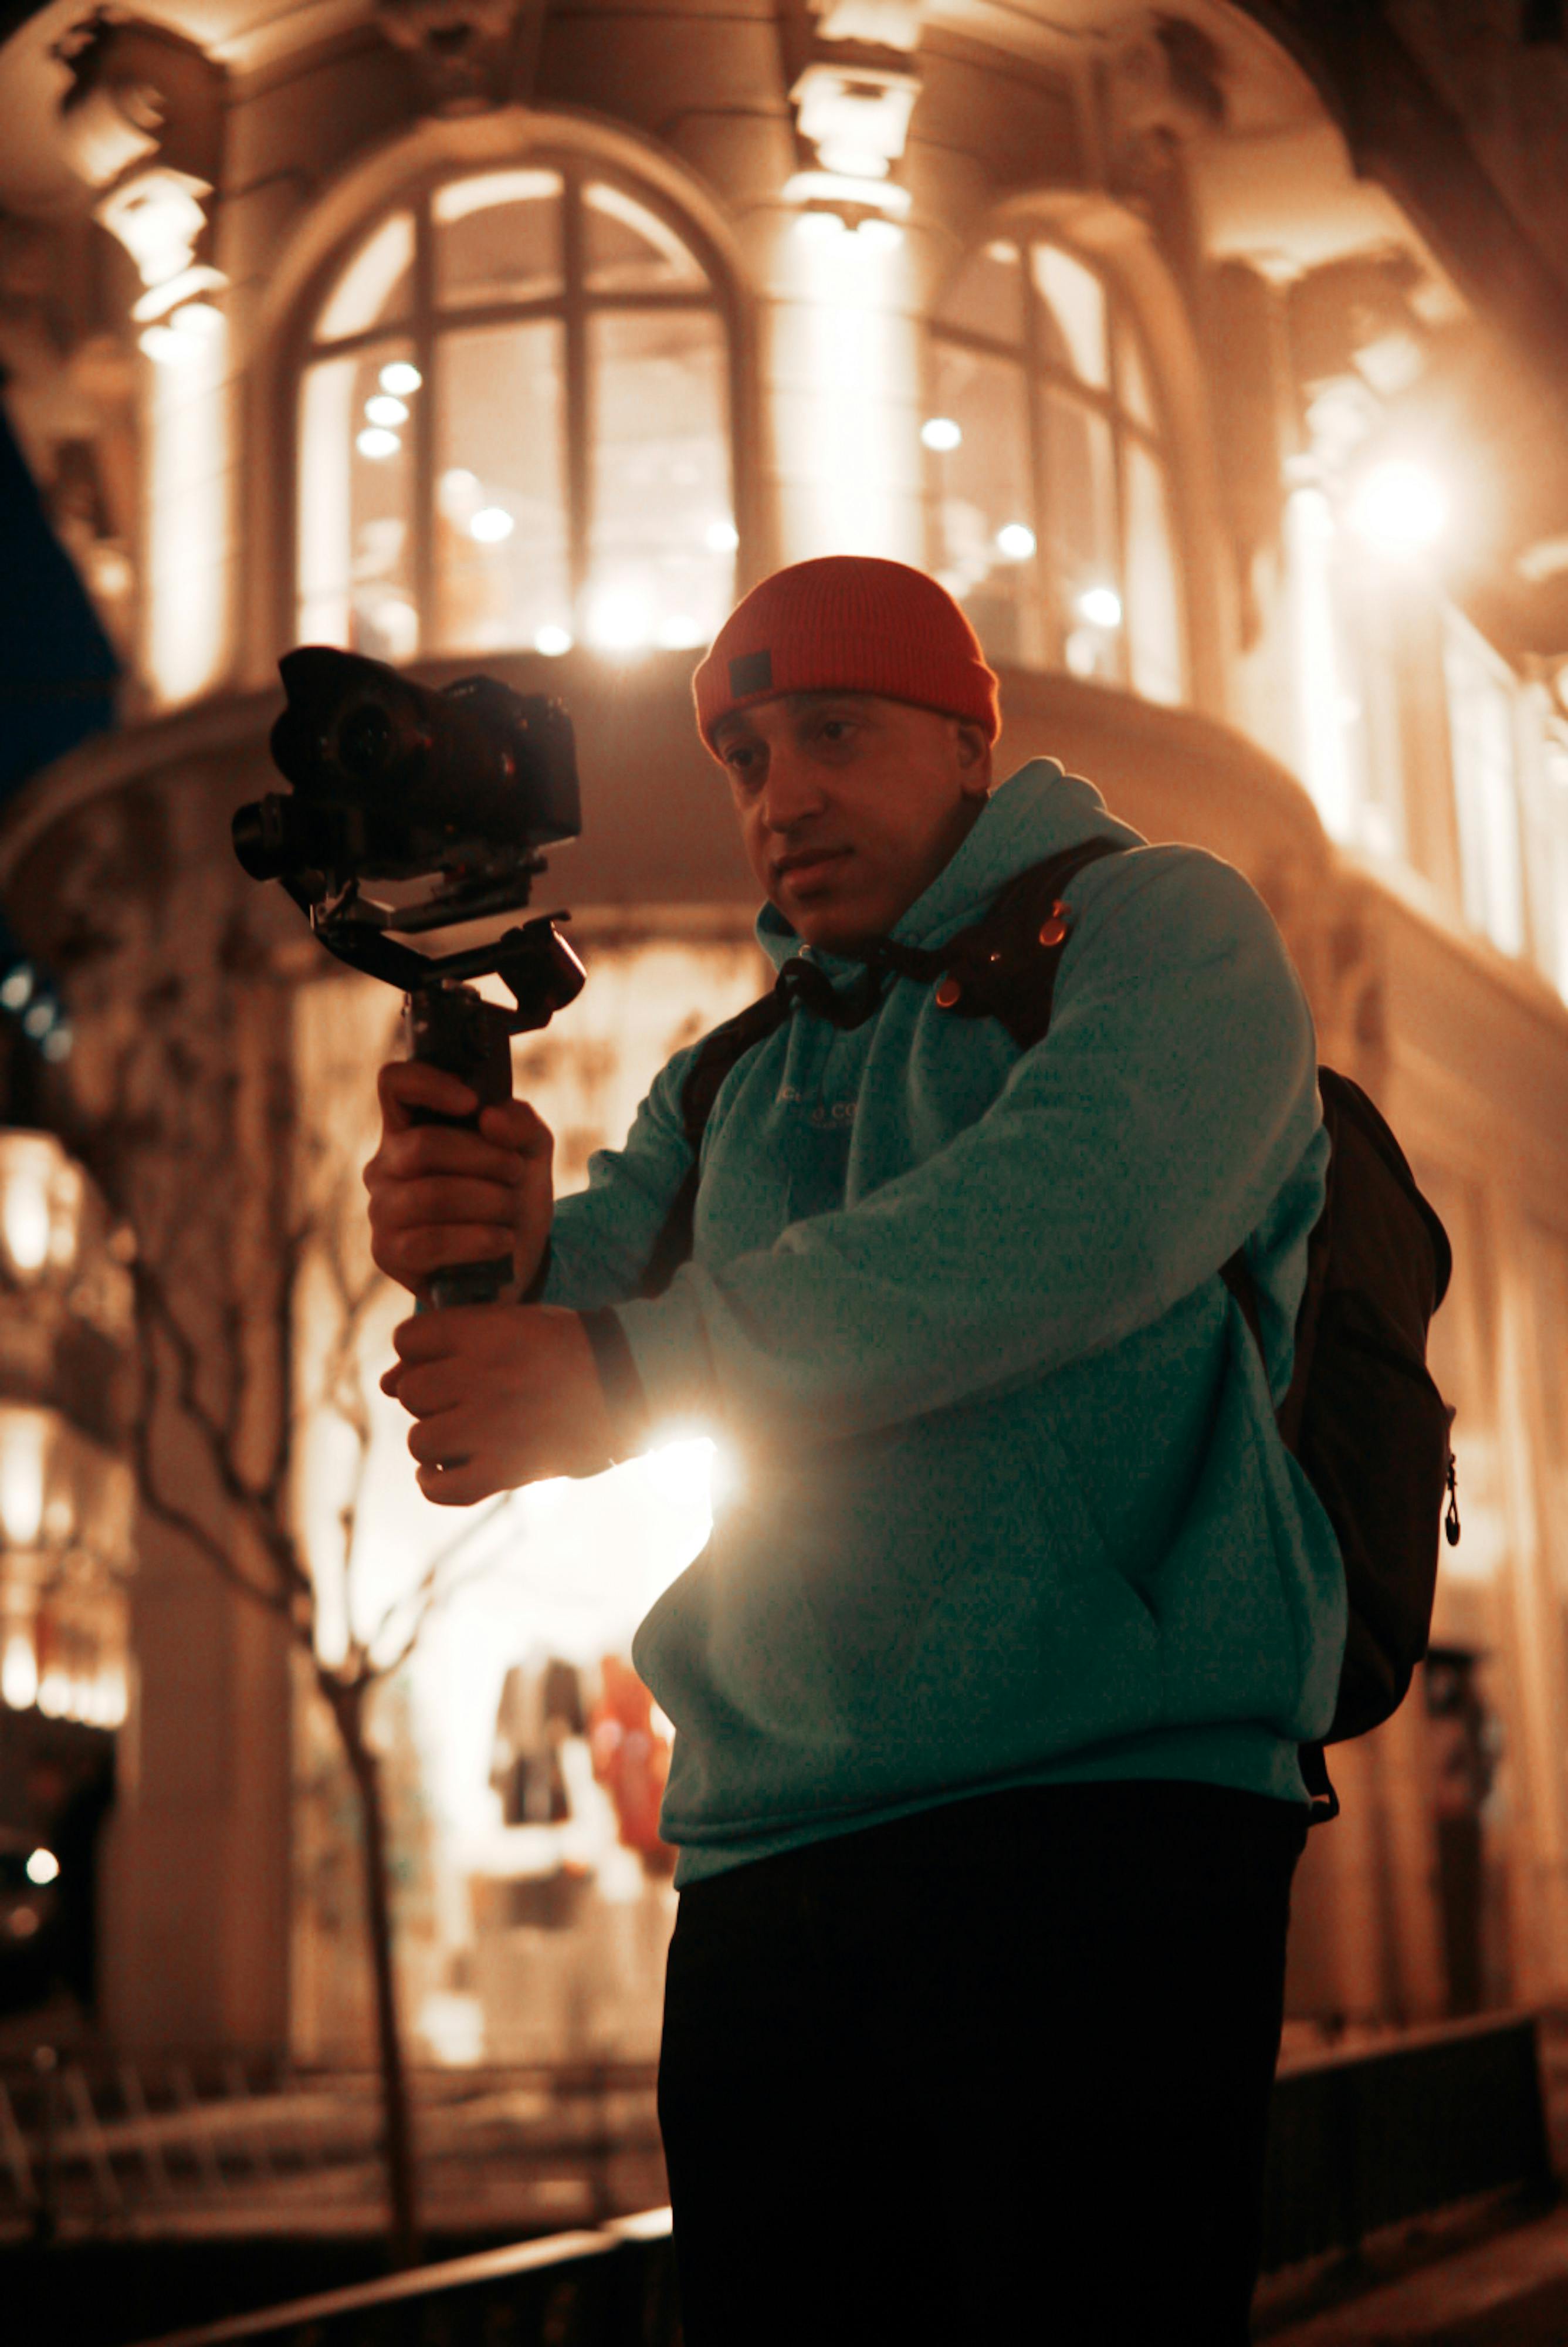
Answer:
[{"left": 641, "top": 837, "right": 1459, "bottom": 1819}]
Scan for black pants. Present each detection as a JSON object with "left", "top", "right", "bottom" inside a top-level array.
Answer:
[{"left": 659, "top": 1780, "right": 1308, "bottom": 2345}]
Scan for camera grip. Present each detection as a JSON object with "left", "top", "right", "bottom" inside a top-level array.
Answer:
[{"left": 407, "top": 982, "right": 516, "bottom": 1310}]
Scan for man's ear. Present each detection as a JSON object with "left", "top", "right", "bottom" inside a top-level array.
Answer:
[{"left": 955, "top": 721, "right": 993, "bottom": 799}]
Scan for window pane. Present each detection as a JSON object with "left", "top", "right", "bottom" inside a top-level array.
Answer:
[
  {"left": 929, "top": 341, "right": 1043, "bottom": 668},
  {"left": 1123, "top": 441, "right": 1184, "bottom": 706},
  {"left": 316, "top": 214, "right": 414, "bottom": 343},
  {"left": 1115, "top": 316, "right": 1157, "bottom": 432},
  {"left": 434, "top": 170, "right": 563, "bottom": 307},
  {"left": 434, "top": 322, "right": 570, "bottom": 654},
  {"left": 584, "top": 183, "right": 706, "bottom": 295},
  {"left": 297, "top": 343, "right": 418, "bottom": 661},
  {"left": 1039, "top": 391, "right": 1118, "bottom": 681},
  {"left": 936, "top": 241, "right": 1025, "bottom": 346},
  {"left": 1444, "top": 611, "right": 1525, "bottom": 956},
  {"left": 1032, "top": 245, "right": 1108, "bottom": 388},
  {"left": 585, "top": 309, "right": 732, "bottom": 654}
]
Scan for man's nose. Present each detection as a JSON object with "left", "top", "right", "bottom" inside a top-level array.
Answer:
[{"left": 758, "top": 750, "right": 828, "bottom": 833}]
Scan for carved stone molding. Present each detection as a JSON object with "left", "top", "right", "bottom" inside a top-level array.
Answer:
[{"left": 374, "top": 0, "right": 545, "bottom": 116}]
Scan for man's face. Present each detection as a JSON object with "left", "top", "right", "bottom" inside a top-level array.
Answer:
[{"left": 712, "top": 692, "right": 993, "bottom": 951}]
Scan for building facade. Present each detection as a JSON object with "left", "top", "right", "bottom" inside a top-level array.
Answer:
[{"left": 0, "top": 0, "right": 1566, "bottom": 2057}]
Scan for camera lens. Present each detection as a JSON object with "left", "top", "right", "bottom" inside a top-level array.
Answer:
[
  {"left": 232, "top": 799, "right": 287, "bottom": 880},
  {"left": 336, "top": 702, "right": 398, "bottom": 782}
]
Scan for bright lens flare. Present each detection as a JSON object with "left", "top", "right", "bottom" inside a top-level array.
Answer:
[
  {"left": 1346, "top": 460, "right": 1449, "bottom": 554},
  {"left": 587, "top": 588, "right": 652, "bottom": 654}
]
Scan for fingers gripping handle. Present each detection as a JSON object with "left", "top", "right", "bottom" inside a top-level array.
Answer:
[{"left": 407, "top": 982, "right": 516, "bottom": 1309}]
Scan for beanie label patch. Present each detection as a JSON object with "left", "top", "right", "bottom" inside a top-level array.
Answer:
[{"left": 729, "top": 648, "right": 773, "bottom": 697}]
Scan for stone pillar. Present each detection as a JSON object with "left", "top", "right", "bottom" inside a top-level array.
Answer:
[{"left": 6, "top": 739, "right": 299, "bottom": 2055}]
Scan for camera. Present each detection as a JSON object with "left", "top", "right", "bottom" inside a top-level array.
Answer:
[
  {"left": 233, "top": 647, "right": 588, "bottom": 1307},
  {"left": 234, "top": 646, "right": 580, "bottom": 898}
]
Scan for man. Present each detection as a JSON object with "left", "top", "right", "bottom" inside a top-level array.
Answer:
[{"left": 365, "top": 556, "right": 1345, "bottom": 2343}]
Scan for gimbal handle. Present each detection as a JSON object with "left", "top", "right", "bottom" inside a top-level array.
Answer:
[
  {"left": 407, "top": 985, "right": 520, "bottom": 1310},
  {"left": 395, "top": 918, "right": 587, "bottom": 1311}
]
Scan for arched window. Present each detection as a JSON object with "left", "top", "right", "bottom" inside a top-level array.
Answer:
[
  {"left": 294, "top": 163, "right": 736, "bottom": 663},
  {"left": 926, "top": 237, "right": 1185, "bottom": 704}
]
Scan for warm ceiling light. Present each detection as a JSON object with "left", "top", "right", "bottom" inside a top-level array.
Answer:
[
  {"left": 469, "top": 507, "right": 514, "bottom": 543},
  {"left": 380, "top": 360, "right": 422, "bottom": 396},
  {"left": 1077, "top": 585, "right": 1123, "bottom": 628},
  {"left": 921, "top": 417, "right": 961, "bottom": 452},
  {"left": 996, "top": 522, "right": 1036, "bottom": 561},
  {"left": 534, "top": 625, "right": 573, "bottom": 657},
  {"left": 705, "top": 519, "right": 740, "bottom": 552},
  {"left": 357, "top": 427, "right": 401, "bottom": 461},
  {"left": 1345, "top": 459, "right": 1449, "bottom": 554},
  {"left": 365, "top": 394, "right": 408, "bottom": 427}
]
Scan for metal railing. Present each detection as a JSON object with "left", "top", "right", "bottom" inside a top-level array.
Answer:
[
  {"left": 0, "top": 2051, "right": 663, "bottom": 2244},
  {"left": 18, "top": 2013, "right": 1556, "bottom": 2343},
  {"left": 1260, "top": 2010, "right": 1555, "bottom": 2270},
  {"left": 129, "top": 2210, "right": 679, "bottom": 2347}
]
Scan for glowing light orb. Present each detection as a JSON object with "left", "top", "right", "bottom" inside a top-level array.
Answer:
[
  {"left": 1346, "top": 459, "right": 1449, "bottom": 554},
  {"left": 469, "top": 506, "right": 515, "bottom": 544},
  {"left": 534, "top": 625, "right": 573, "bottom": 656},
  {"left": 997, "top": 522, "right": 1037, "bottom": 561},
  {"left": 921, "top": 417, "right": 962, "bottom": 452},
  {"left": 380, "top": 361, "right": 422, "bottom": 396},
  {"left": 356, "top": 427, "right": 401, "bottom": 461},
  {"left": 587, "top": 589, "right": 653, "bottom": 655},
  {"left": 1077, "top": 585, "right": 1123, "bottom": 629},
  {"left": 365, "top": 394, "right": 408, "bottom": 428}
]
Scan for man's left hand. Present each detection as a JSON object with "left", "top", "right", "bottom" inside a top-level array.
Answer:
[{"left": 383, "top": 1305, "right": 615, "bottom": 1505}]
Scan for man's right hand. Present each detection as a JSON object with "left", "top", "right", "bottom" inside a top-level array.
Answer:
[{"left": 364, "top": 1061, "right": 555, "bottom": 1302}]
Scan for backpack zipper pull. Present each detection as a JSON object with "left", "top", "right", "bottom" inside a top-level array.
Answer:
[{"left": 1445, "top": 1450, "right": 1461, "bottom": 1547}]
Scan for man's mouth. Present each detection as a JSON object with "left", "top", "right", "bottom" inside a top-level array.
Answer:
[{"left": 773, "top": 847, "right": 850, "bottom": 893}]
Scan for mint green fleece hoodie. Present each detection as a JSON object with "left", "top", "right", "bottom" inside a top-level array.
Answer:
[{"left": 543, "top": 760, "right": 1346, "bottom": 1884}]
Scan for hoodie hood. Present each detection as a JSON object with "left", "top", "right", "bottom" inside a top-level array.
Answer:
[{"left": 753, "top": 757, "right": 1147, "bottom": 976}]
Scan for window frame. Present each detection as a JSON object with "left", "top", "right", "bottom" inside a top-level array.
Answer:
[
  {"left": 285, "top": 151, "right": 743, "bottom": 660},
  {"left": 923, "top": 234, "right": 1187, "bottom": 699}
]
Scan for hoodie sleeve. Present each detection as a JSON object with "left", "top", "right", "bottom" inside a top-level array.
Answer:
[
  {"left": 604, "top": 847, "right": 1323, "bottom": 1443},
  {"left": 533, "top": 1041, "right": 700, "bottom": 1314}
]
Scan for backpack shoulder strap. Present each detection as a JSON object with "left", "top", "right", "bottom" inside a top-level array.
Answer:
[
  {"left": 638, "top": 988, "right": 793, "bottom": 1300},
  {"left": 912, "top": 835, "right": 1130, "bottom": 1050}
]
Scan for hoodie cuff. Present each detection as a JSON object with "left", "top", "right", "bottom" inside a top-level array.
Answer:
[
  {"left": 597, "top": 1280, "right": 719, "bottom": 1438},
  {"left": 577, "top": 1308, "right": 651, "bottom": 1459}
]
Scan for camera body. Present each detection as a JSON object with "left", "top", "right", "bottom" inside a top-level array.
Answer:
[{"left": 235, "top": 647, "right": 580, "bottom": 899}]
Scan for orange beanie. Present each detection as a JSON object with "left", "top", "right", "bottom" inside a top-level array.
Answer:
[{"left": 693, "top": 556, "right": 1000, "bottom": 755}]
